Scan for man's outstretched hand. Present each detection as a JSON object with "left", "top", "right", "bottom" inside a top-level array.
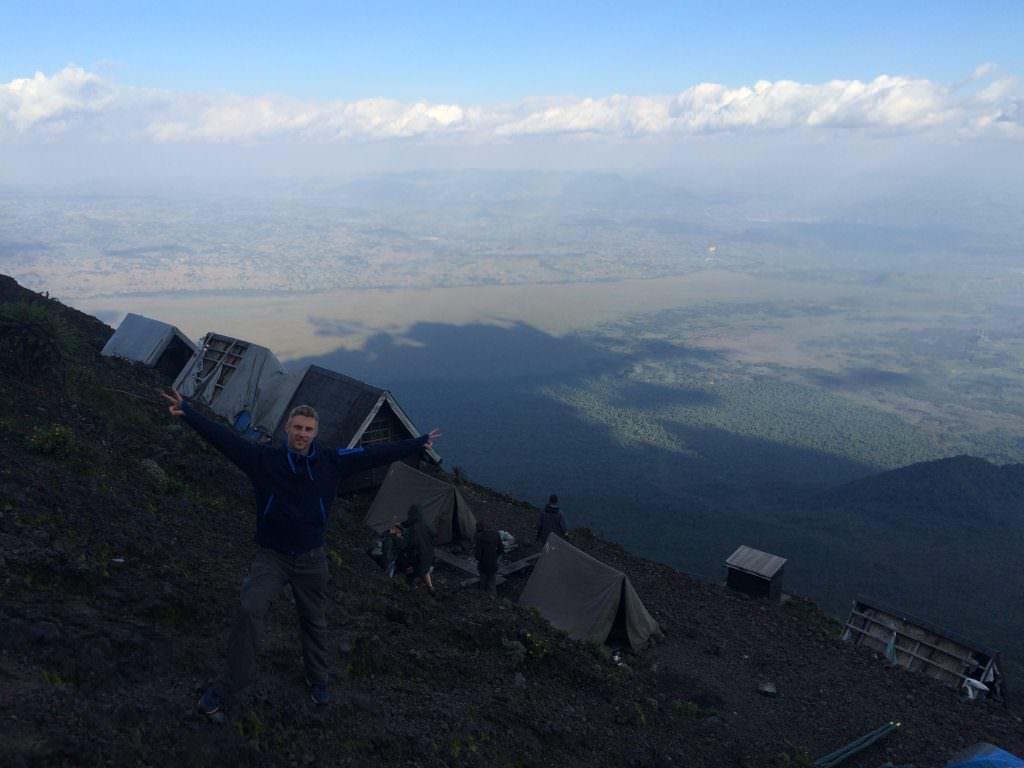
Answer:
[
  {"left": 425, "top": 428, "right": 441, "bottom": 449},
  {"left": 161, "top": 388, "right": 185, "bottom": 417}
]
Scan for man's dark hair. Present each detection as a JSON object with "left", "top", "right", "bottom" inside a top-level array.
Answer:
[{"left": 549, "top": 494, "right": 558, "bottom": 505}]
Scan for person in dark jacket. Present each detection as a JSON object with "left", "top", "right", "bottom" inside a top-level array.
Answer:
[
  {"left": 162, "top": 388, "right": 438, "bottom": 715},
  {"left": 381, "top": 524, "right": 403, "bottom": 579},
  {"left": 474, "top": 521, "right": 503, "bottom": 596},
  {"left": 400, "top": 504, "right": 435, "bottom": 591},
  {"left": 536, "top": 493, "right": 567, "bottom": 544}
]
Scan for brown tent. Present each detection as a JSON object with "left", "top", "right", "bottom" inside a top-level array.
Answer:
[
  {"left": 364, "top": 462, "right": 476, "bottom": 545},
  {"left": 519, "top": 534, "right": 662, "bottom": 651}
]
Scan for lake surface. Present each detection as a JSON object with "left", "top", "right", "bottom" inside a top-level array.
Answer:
[{"left": 73, "top": 270, "right": 857, "bottom": 360}]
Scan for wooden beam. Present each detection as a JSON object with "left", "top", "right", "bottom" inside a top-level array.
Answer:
[
  {"left": 498, "top": 552, "right": 541, "bottom": 577},
  {"left": 848, "top": 609, "right": 976, "bottom": 665},
  {"left": 842, "top": 623, "right": 971, "bottom": 682}
]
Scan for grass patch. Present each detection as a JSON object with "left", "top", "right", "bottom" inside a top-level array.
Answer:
[
  {"left": 783, "top": 597, "right": 843, "bottom": 639},
  {"left": 671, "top": 699, "right": 718, "bottom": 719},
  {"left": 773, "top": 747, "right": 814, "bottom": 767},
  {"left": 235, "top": 709, "right": 265, "bottom": 748},
  {"left": 0, "top": 300, "right": 79, "bottom": 381},
  {"left": 27, "top": 424, "right": 76, "bottom": 456}
]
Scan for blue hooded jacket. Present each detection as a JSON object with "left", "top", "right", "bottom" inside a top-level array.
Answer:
[{"left": 182, "top": 400, "right": 429, "bottom": 555}]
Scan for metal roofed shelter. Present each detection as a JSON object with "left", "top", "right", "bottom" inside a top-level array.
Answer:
[
  {"left": 101, "top": 313, "right": 197, "bottom": 379},
  {"left": 725, "top": 545, "right": 787, "bottom": 602},
  {"left": 266, "top": 365, "right": 441, "bottom": 490},
  {"left": 364, "top": 462, "right": 475, "bottom": 545},
  {"left": 519, "top": 534, "right": 662, "bottom": 652},
  {"left": 842, "top": 596, "right": 1005, "bottom": 703}
]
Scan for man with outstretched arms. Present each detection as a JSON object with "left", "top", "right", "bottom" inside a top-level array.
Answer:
[{"left": 162, "top": 388, "right": 439, "bottom": 715}]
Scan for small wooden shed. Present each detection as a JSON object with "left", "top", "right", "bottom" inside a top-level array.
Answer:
[{"left": 725, "top": 545, "right": 786, "bottom": 602}]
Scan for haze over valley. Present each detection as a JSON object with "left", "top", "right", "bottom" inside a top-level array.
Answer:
[{"left": 6, "top": 171, "right": 1024, "bottom": 663}]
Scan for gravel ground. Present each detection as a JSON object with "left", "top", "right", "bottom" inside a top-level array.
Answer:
[{"left": 1, "top": 273, "right": 1021, "bottom": 767}]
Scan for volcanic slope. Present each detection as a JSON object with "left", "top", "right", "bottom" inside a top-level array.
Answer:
[{"left": 0, "top": 274, "right": 1021, "bottom": 768}]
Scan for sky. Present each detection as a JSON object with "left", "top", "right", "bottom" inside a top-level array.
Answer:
[{"left": 1, "top": 1, "right": 1022, "bottom": 180}]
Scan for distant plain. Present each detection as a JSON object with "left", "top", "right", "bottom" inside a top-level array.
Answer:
[{"left": 3, "top": 171, "right": 1023, "bottom": 669}]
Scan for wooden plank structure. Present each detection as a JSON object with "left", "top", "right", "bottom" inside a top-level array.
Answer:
[
  {"left": 195, "top": 334, "right": 250, "bottom": 401},
  {"left": 725, "top": 545, "right": 786, "bottom": 602},
  {"left": 841, "top": 596, "right": 1005, "bottom": 703},
  {"left": 432, "top": 548, "right": 541, "bottom": 589}
]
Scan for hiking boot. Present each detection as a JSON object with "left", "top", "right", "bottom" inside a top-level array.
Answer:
[
  {"left": 197, "top": 686, "right": 223, "bottom": 716},
  {"left": 309, "top": 682, "right": 330, "bottom": 706},
  {"left": 305, "top": 676, "right": 330, "bottom": 706}
]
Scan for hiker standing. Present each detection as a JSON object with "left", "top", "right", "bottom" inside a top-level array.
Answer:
[
  {"left": 474, "top": 521, "right": 503, "bottom": 596},
  {"left": 381, "top": 524, "right": 403, "bottom": 579},
  {"left": 162, "top": 388, "right": 438, "bottom": 714},
  {"left": 536, "top": 493, "right": 567, "bottom": 544},
  {"left": 400, "top": 504, "right": 435, "bottom": 591}
]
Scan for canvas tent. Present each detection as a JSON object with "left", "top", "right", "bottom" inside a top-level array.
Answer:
[
  {"left": 364, "top": 462, "right": 475, "bottom": 545},
  {"left": 519, "top": 534, "right": 662, "bottom": 651},
  {"left": 172, "top": 332, "right": 297, "bottom": 437},
  {"left": 101, "top": 313, "right": 197, "bottom": 379},
  {"left": 946, "top": 743, "right": 1024, "bottom": 768}
]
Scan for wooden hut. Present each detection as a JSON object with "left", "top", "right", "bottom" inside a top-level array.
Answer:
[
  {"left": 841, "top": 596, "right": 1005, "bottom": 703},
  {"left": 267, "top": 365, "right": 440, "bottom": 491},
  {"left": 725, "top": 545, "right": 786, "bottom": 602},
  {"left": 174, "top": 333, "right": 439, "bottom": 490}
]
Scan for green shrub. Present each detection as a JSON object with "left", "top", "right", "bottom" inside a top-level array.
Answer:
[
  {"left": 235, "top": 710, "right": 265, "bottom": 743},
  {"left": 671, "top": 699, "right": 718, "bottom": 719},
  {"left": 519, "top": 631, "right": 548, "bottom": 659},
  {"left": 783, "top": 598, "right": 843, "bottom": 638},
  {"left": 0, "top": 301, "right": 78, "bottom": 379},
  {"left": 27, "top": 424, "right": 75, "bottom": 455},
  {"left": 160, "top": 476, "right": 186, "bottom": 495}
]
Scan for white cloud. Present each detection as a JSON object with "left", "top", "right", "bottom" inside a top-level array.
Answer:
[
  {"left": 2, "top": 65, "right": 1022, "bottom": 145},
  {"left": 495, "top": 96, "right": 671, "bottom": 136},
  {"left": 0, "top": 67, "right": 114, "bottom": 132}
]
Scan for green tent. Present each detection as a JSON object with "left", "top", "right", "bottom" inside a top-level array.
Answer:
[
  {"left": 519, "top": 534, "right": 662, "bottom": 651},
  {"left": 364, "top": 462, "right": 476, "bottom": 545}
]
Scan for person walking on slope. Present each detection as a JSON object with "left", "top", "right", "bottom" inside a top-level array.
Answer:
[
  {"left": 162, "top": 389, "right": 439, "bottom": 715},
  {"left": 474, "top": 521, "right": 504, "bottom": 596},
  {"left": 536, "top": 493, "right": 567, "bottom": 544},
  {"left": 399, "top": 504, "right": 435, "bottom": 591}
]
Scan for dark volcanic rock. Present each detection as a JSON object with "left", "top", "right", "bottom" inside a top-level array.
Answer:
[{"left": 1, "top": 272, "right": 1022, "bottom": 768}]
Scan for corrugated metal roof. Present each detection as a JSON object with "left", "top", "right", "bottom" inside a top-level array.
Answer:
[{"left": 725, "top": 545, "right": 786, "bottom": 579}]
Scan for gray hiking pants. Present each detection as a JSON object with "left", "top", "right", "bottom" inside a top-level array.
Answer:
[{"left": 222, "top": 546, "right": 329, "bottom": 698}]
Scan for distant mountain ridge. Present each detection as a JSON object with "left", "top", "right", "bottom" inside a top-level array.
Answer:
[{"left": 819, "top": 454, "right": 1024, "bottom": 524}]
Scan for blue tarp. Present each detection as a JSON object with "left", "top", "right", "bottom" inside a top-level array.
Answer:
[{"left": 946, "top": 743, "right": 1024, "bottom": 768}]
